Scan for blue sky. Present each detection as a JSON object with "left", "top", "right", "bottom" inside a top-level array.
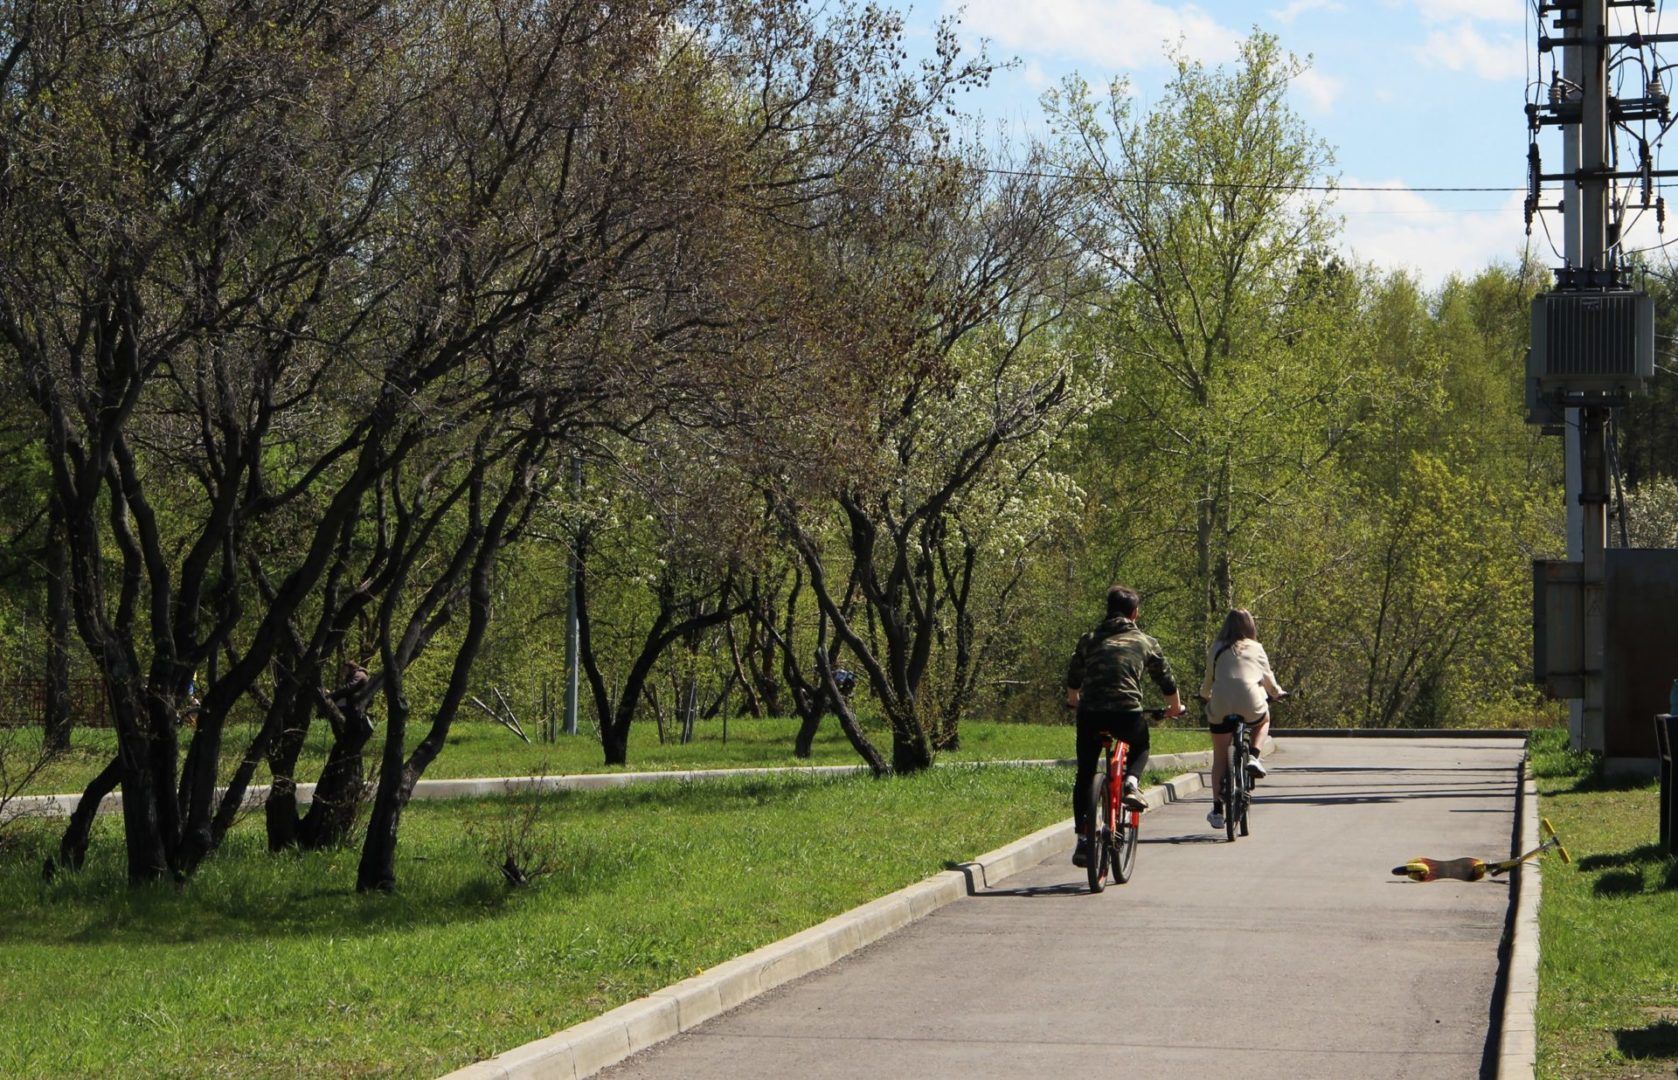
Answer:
[{"left": 905, "top": 0, "right": 1673, "bottom": 287}]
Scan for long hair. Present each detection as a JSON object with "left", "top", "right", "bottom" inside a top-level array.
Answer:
[{"left": 1212, "top": 608, "right": 1258, "bottom": 657}]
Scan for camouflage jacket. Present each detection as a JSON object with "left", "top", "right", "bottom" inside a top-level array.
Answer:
[{"left": 1066, "top": 616, "right": 1178, "bottom": 713}]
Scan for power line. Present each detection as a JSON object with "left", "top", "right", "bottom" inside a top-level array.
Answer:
[{"left": 906, "top": 156, "right": 1523, "bottom": 193}]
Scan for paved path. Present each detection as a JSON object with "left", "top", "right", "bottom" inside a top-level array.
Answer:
[{"left": 597, "top": 737, "right": 1524, "bottom": 1080}]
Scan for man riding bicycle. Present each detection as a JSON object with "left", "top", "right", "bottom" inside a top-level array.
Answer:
[{"left": 1065, "top": 585, "right": 1186, "bottom": 868}]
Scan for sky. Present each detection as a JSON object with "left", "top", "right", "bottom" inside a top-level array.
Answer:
[{"left": 904, "top": 0, "right": 1677, "bottom": 289}]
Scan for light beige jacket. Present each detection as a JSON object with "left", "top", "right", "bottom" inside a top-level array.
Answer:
[{"left": 1199, "top": 639, "right": 1284, "bottom": 723}]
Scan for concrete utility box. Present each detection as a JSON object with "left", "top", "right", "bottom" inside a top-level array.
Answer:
[
  {"left": 1533, "top": 559, "right": 1584, "bottom": 699},
  {"left": 1533, "top": 550, "right": 1678, "bottom": 764},
  {"left": 1604, "top": 549, "right": 1678, "bottom": 761}
]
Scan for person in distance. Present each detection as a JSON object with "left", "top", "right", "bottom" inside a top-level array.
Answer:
[{"left": 1198, "top": 607, "right": 1286, "bottom": 831}]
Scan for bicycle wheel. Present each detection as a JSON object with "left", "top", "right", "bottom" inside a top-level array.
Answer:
[
  {"left": 1224, "top": 742, "right": 1240, "bottom": 843},
  {"left": 1086, "top": 772, "right": 1109, "bottom": 893},
  {"left": 1112, "top": 805, "right": 1139, "bottom": 883},
  {"left": 1238, "top": 738, "right": 1252, "bottom": 837}
]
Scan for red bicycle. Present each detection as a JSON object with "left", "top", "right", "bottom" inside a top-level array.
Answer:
[{"left": 1085, "top": 707, "right": 1163, "bottom": 893}]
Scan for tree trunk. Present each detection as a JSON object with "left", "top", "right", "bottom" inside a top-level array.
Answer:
[
  {"left": 263, "top": 688, "right": 311, "bottom": 853},
  {"left": 300, "top": 672, "right": 375, "bottom": 849},
  {"left": 679, "top": 671, "right": 698, "bottom": 744},
  {"left": 105, "top": 674, "right": 177, "bottom": 884},
  {"left": 117, "top": 750, "right": 171, "bottom": 884},
  {"left": 357, "top": 671, "right": 411, "bottom": 892},
  {"left": 827, "top": 688, "right": 887, "bottom": 775},
  {"left": 602, "top": 696, "right": 635, "bottom": 765},
  {"left": 299, "top": 726, "right": 371, "bottom": 850},
  {"left": 792, "top": 697, "right": 825, "bottom": 758},
  {"left": 57, "top": 756, "right": 121, "bottom": 870},
  {"left": 43, "top": 498, "right": 72, "bottom": 753},
  {"left": 890, "top": 726, "right": 933, "bottom": 773}
]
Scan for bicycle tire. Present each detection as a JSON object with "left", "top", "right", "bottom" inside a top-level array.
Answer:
[
  {"left": 1225, "top": 741, "right": 1240, "bottom": 842},
  {"left": 1112, "top": 806, "right": 1139, "bottom": 883},
  {"left": 1086, "top": 772, "right": 1109, "bottom": 893},
  {"left": 1238, "top": 735, "right": 1253, "bottom": 837}
]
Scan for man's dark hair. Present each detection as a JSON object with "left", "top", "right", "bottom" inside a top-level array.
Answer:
[{"left": 1105, "top": 585, "right": 1139, "bottom": 618}]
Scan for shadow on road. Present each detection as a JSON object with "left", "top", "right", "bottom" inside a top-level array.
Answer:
[
  {"left": 1275, "top": 765, "right": 1517, "bottom": 775},
  {"left": 1139, "top": 833, "right": 1224, "bottom": 845},
  {"left": 969, "top": 882, "right": 1092, "bottom": 899},
  {"left": 1255, "top": 788, "right": 1512, "bottom": 806}
]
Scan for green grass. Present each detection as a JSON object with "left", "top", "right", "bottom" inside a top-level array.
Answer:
[
  {"left": 1532, "top": 728, "right": 1678, "bottom": 1079},
  {"left": 0, "top": 763, "right": 1102, "bottom": 1078},
  {"left": 11, "top": 716, "right": 1210, "bottom": 797}
]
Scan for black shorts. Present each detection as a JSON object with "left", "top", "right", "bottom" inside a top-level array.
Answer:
[{"left": 1207, "top": 712, "right": 1264, "bottom": 735}]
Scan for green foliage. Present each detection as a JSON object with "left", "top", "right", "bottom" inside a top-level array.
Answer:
[
  {"left": 1536, "top": 757, "right": 1677, "bottom": 1078},
  {"left": 1528, "top": 726, "right": 1598, "bottom": 782}
]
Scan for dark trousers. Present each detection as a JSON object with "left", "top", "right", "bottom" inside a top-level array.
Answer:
[{"left": 1072, "top": 708, "right": 1150, "bottom": 834}]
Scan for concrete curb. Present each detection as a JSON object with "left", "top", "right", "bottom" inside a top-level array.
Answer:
[
  {"left": 0, "top": 765, "right": 876, "bottom": 822},
  {"left": 4, "top": 753, "right": 1215, "bottom": 823},
  {"left": 1495, "top": 753, "right": 1542, "bottom": 1080},
  {"left": 439, "top": 765, "right": 1212, "bottom": 1080}
]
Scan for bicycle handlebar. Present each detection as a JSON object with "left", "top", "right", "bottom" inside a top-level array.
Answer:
[{"left": 1061, "top": 703, "right": 1172, "bottom": 719}]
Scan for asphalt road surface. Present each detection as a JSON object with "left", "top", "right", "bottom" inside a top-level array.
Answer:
[{"left": 597, "top": 737, "right": 1525, "bottom": 1080}]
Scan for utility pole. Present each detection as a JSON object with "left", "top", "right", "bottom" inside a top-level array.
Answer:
[
  {"left": 563, "top": 454, "right": 582, "bottom": 737},
  {"left": 1526, "top": 0, "right": 1659, "bottom": 755},
  {"left": 1562, "top": 11, "right": 1585, "bottom": 747},
  {"left": 1580, "top": 0, "right": 1610, "bottom": 754}
]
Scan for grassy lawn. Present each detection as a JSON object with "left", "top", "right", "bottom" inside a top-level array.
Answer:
[
  {"left": 11, "top": 716, "right": 1211, "bottom": 797},
  {"left": 1530, "top": 729, "right": 1678, "bottom": 1079},
  {"left": 0, "top": 763, "right": 1094, "bottom": 1079}
]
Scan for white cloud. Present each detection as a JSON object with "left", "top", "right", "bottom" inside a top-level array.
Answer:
[
  {"left": 1417, "top": 23, "right": 1527, "bottom": 81},
  {"left": 1269, "top": 0, "right": 1343, "bottom": 24},
  {"left": 1292, "top": 68, "right": 1343, "bottom": 112},
  {"left": 1332, "top": 182, "right": 1533, "bottom": 286},
  {"left": 1407, "top": 0, "right": 1524, "bottom": 25},
  {"left": 950, "top": 0, "right": 1243, "bottom": 71}
]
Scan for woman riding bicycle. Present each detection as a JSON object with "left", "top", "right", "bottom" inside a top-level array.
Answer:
[{"left": 1198, "top": 608, "right": 1285, "bottom": 831}]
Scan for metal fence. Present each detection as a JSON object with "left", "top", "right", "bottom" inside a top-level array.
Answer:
[{"left": 0, "top": 678, "right": 112, "bottom": 729}]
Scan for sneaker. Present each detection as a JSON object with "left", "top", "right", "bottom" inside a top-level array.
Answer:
[
  {"left": 1206, "top": 806, "right": 1225, "bottom": 830},
  {"left": 1246, "top": 757, "right": 1268, "bottom": 780},
  {"left": 1121, "top": 776, "right": 1148, "bottom": 811},
  {"left": 1072, "top": 837, "right": 1090, "bottom": 868}
]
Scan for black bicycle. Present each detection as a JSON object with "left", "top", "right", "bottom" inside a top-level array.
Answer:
[
  {"left": 1215, "top": 695, "right": 1283, "bottom": 842},
  {"left": 1217, "top": 715, "right": 1255, "bottom": 842}
]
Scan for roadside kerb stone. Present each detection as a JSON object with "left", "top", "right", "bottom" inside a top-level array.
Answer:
[
  {"left": 6, "top": 753, "right": 1214, "bottom": 823},
  {"left": 1496, "top": 753, "right": 1541, "bottom": 1080},
  {"left": 437, "top": 759, "right": 1217, "bottom": 1080}
]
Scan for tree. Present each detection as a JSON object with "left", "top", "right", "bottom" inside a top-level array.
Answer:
[
  {"left": 1046, "top": 34, "right": 1359, "bottom": 681},
  {"left": 769, "top": 138, "right": 1088, "bottom": 773}
]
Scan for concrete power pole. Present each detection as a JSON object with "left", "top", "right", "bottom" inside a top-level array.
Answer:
[
  {"left": 1562, "top": 13, "right": 1584, "bottom": 746},
  {"left": 1579, "top": 0, "right": 1610, "bottom": 754},
  {"left": 1529, "top": 1, "right": 1660, "bottom": 757},
  {"left": 563, "top": 454, "right": 582, "bottom": 737}
]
